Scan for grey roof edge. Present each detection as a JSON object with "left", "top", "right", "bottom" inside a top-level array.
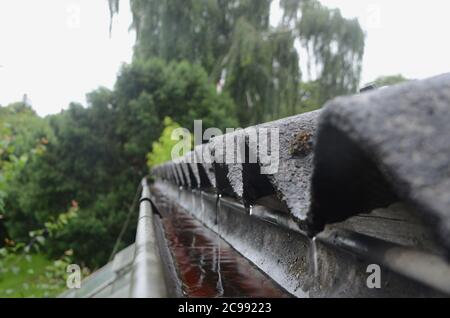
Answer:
[
  {"left": 151, "top": 73, "right": 450, "bottom": 257},
  {"left": 310, "top": 73, "right": 450, "bottom": 255},
  {"left": 152, "top": 111, "right": 321, "bottom": 219}
]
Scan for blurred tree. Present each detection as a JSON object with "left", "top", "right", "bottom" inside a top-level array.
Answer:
[
  {"left": 0, "top": 122, "right": 13, "bottom": 243},
  {"left": 3, "top": 60, "right": 235, "bottom": 267},
  {"left": 372, "top": 74, "right": 409, "bottom": 87},
  {"left": 110, "top": 0, "right": 365, "bottom": 125},
  {"left": 298, "top": 80, "right": 321, "bottom": 113},
  {"left": 146, "top": 117, "right": 191, "bottom": 168},
  {"left": 0, "top": 103, "right": 51, "bottom": 246},
  {"left": 0, "top": 102, "right": 52, "bottom": 156},
  {"left": 5, "top": 91, "right": 136, "bottom": 266},
  {"left": 115, "top": 58, "right": 237, "bottom": 173},
  {"left": 282, "top": 0, "right": 365, "bottom": 106}
]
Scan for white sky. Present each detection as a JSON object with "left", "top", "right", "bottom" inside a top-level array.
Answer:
[
  {"left": 0, "top": 0, "right": 134, "bottom": 116},
  {"left": 317, "top": 0, "right": 450, "bottom": 85},
  {"left": 1, "top": 0, "right": 450, "bottom": 116}
]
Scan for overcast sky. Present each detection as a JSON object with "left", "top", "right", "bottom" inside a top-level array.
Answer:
[
  {"left": 0, "top": 0, "right": 134, "bottom": 116},
  {"left": 1, "top": 0, "right": 450, "bottom": 116}
]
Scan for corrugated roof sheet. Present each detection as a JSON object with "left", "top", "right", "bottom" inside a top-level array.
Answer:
[{"left": 152, "top": 73, "right": 450, "bottom": 257}]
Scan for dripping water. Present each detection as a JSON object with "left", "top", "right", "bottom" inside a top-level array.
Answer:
[
  {"left": 248, "top": 204, "right": 253, "bottom": 216},
  {"left": 178, "top": 186, "right": 182, "bottom": 200},
  {"left": 200, "top": 191, "right": 205, "bottom": 222},
  {"left": 215, "top": 194, "right": 222, "bottom": 226},
  {"left": 215, "top": 193, "right": 224, "bottom": 295},
  {"left": 309, "top": 236, "right": 319, "bottom": 281}
]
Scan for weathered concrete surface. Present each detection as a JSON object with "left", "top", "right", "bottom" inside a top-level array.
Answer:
[
  {"left": 152, "top": 111, "right": 319, "bottom": 222},
  {"left": 178, "top": 158, "right": 197, "bottom": 189},
  {"left": 169, "top": 163, "right": 181, "bottom": 186},
  {"left": 207, "top": 130, "right": 249, "bottom": 198},
  {"left": 151, "top": 180, "right": 448, "bottom": 297},
  {"left": 196, "top": 111, "right": 320, "bottom": 218},
  {"left": 184, "top": 151, "right": 201, "bottom": 188},
  {"left": 195, "top": 144, "right": 216, "bottom": 188},
  {"left": 150, "top": 73, "right": 450, "bottom": 257},
  {"left": 174, "top": 162, "right": 187, "bottom": 187},
  {"left": 245, "top": 111, "right": 320, "bottom": 221},
  {"left": 310, "top": 73, "right": 450, "bottom": 255},
  {"left": 208, "top": 134, "right": 237, "bottom": 197}
]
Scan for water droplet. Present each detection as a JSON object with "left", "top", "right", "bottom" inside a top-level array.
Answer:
[
  {"left": 215, "top": 194, "right": 221, "bottom": 226},
  {"left": 310, "top": 236, "right": 319, "bottom": 279},
  {"left": 200, "top": 191, "right": 205, "bottom": 221}
]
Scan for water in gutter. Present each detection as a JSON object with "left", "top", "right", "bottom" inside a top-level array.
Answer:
[{"left": 161, "top": 205, "right": 291, "bottom": 298}]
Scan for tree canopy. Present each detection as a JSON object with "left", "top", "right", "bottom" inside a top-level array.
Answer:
[
  {"left": 1, "top": 59, "right": 236, "bottom": 267},
  {"left": 372, "top": 74, "right": 410, "bottom": 87},
  {"left": 110, "top": 0, "right": 365, "bottom": 125}
]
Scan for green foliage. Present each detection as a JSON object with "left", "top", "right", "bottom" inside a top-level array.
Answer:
[
  {"left": 3, "top": 59, "right": 235, "bottom": 268},
  {"left": 0, "top": 253, "right": 63, "bottom": 298},
  {"left": 118, "top": 0, "right": 298, "bottom": 125},
  {"left": 0, "top": 103, "right": 52, "bottom": 156},
  {"left": 298, "top": 81, "right": 322, "bottom": 113},
  {"left": 0, "top": 203, "right": 79, "bottom": 255},
  {"left": 28, "top": 202, "right": 79, "bottom": 253},
  {"left": 6, "top": 92, "right": 136, "bottom": 267},
  {"left": 0, "top": 203, "right": 83, "bottom": 298},
  {"left": 147, "top": 117, "right": 192, "bottom": 168},
  {"left": 0, "top": 124, "right": 14, "bottom": 213},
  {"left": 0, "top": 103, "right": 51, "bottom": 245},
  {"left": 0, "top": 107, "right": 86, "bottom": 293},
  {"left": 372, "top": 74, "right": 410, "bottom": 87},
  {"left": 110, "top": 0, "right": 365, "bottom": 125},
  {"left": 292, "top": 0, "right": 365, "bottom": 105},
  {"left": 115, "top": 58, "right": 237, "bottom": 131},
  {"left": 115, "top": 58, "right": 237, "bottom": 172}
]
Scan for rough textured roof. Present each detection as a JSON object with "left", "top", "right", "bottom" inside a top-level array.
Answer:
[
  {"left": 310, "top": 73, "right": 450, "bottom": 253},
  {"left": 152, "top": 73, "right": 450, "bottom": 257}
]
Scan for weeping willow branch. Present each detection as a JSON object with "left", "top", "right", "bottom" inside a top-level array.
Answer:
[{"left": 108, "top": 0, "right": 365, "bottom": 124}]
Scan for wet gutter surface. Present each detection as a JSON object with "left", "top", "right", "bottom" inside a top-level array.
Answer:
[{"left": 161, "top": 207, "right": 291, "bottom": 298}]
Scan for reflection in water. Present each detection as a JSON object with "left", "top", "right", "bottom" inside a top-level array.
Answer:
[{"left": 162, "top": 207, "right": 290, "bottom": 298}]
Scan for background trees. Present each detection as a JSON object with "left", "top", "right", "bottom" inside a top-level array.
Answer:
[
  {"left": 0, "top": 104, "right": 51, "bottom": 242},
  {"left": 146, "top": 117, "right": 189, "bottom": 168},
  {"left": 115, "top": 59, "right": 237, "bottom": 172},
  {"left": 1, "top": 59, "right": 236, "bottom": 268},
  {"left": 371, "top": 74, "right": 410, "bottom": 87},
  {"left": 110, "top": 0, "right": 365, "bottom": 125}
]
